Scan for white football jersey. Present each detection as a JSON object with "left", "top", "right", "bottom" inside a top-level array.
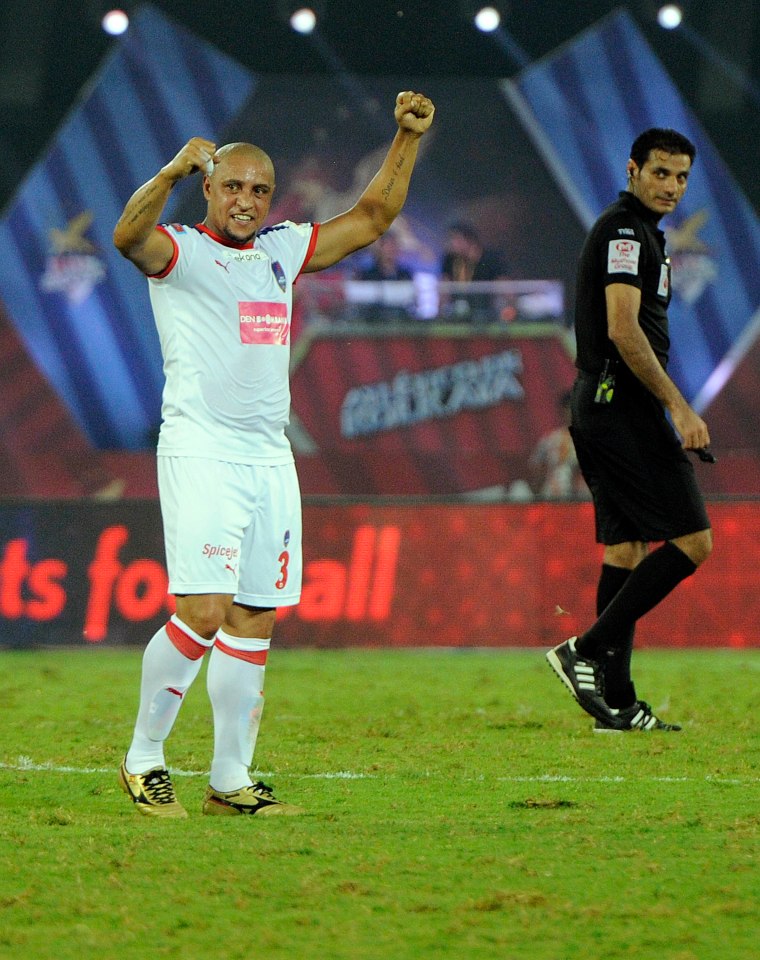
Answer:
[{"left": 148, "top": 221, "right": 318, "bottom": 464}]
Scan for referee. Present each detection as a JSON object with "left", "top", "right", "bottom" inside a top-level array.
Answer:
[{"left": 546, "top": 128, "right": 713, "bottom": 732}]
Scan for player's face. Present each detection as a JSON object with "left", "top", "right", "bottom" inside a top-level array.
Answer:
[
  {"left": 627, "top": 149, "right": 691, "bottom": 217},
  {"left": 203, "top": 150, "right": 275, "bottom": 244}
]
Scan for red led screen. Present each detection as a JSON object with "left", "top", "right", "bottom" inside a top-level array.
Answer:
[{"left": 0, "top": 500, "right": 757, "bottom": 649}]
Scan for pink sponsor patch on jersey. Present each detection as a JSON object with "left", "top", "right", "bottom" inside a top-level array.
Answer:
[{"left": 238, "top": 301, "right": 290, "bottom": 345}]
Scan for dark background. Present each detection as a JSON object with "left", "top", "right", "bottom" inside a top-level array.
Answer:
[{"left": 1, "top": 0, "right": 758, "bottom": 215}]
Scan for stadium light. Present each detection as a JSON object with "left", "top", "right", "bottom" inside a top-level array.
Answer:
[
  {"left": 474, "top": 6, "right": 501, "bottom": 33},
  {"left": 101, "top": 9, "right": 129, "bottom": 35},
  {"left": 458, "top": 3, "right": 528, "bottom": 69},
  {"left": 290, "top": 7, "right": 317, "bottom": 34},
  {"left": 657, "top": 4, "right": 684, "bottom": 29}
]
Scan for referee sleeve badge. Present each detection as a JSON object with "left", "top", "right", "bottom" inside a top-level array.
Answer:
[{"left": 607, "top": 238, "right": 640, "bottom": 276}]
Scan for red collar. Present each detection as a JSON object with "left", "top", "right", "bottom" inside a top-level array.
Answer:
[{"left": 195, "top": 223, "right": 255, "bottom": 249}]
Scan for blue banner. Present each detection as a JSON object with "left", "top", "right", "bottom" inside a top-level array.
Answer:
[
  {"left": 504, "top": 9, "right": 760, "bottom": 408},
  {"left": 0, "top": 6, "right": 255, "bottom": 448}
]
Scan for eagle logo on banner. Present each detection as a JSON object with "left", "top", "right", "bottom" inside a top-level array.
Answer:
[
  {"left": 667, "top": 209, "right": 717, "bottom": 306},
  {"left": 40, "top": 211, "right": 106, "bottom": 305}
]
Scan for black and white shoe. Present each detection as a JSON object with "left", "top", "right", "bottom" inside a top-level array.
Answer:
[
  {"left": 546, "top": 636, "right": 614, "bottom": 723},
  {"left": 594, "top": 700, "right": 682, "bottom": 732}
]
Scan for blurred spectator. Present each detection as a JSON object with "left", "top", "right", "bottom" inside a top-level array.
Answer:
[
  {"left": 354, "top": 232, "right": 414, "bottom": 323},
  {"left": 439, "top": 221, "right": 509, "bottom": 322},
  {"left": 528, "top": 390, "right": 590, "bottom": 499},
  {"left": 358, "top": 232, "right": 413, "bottom": 282}
]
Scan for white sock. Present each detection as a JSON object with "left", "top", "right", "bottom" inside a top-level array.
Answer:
[
  {"left": 125, "top": 615, "right": 213, "bottom": 773},
  {"left": 207, "top": 629, "right": 270, "bottom": 793}
]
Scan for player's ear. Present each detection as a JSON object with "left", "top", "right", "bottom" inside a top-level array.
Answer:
[{"left": 626, "top": 159, "right": 638, "bottom": 180}]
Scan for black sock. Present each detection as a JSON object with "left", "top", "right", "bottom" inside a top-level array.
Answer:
[
  {"left": 577, "top": 542, "right": 697, "bottom": 665},
  {"left": 597, "top": 563, "right": 632, "bottom": 615},
  {"left": 595, "top": 564, "right": 636, "bottom": 708}
]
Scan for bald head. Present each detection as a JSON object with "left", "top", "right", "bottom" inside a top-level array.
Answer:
[{"left": 210, "top": 142, "right": 275, "bottom": 182}]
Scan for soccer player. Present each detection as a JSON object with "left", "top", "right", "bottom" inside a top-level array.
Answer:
[
  {"left": 113, "top": 91, "right": 435, "bottom": 816},
  {"left": 546, "top": 128, "right": 713, "bottom": 732}
]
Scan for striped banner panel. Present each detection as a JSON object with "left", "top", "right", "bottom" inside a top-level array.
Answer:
[
  {"left": 0, "top": 7, "right": 255, "bottom": 448},
  {"left": 504, "top": 9, "right": 760, "bottom": 407}
]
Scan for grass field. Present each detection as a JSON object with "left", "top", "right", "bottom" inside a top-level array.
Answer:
[{"left": 0, "top": 646, "right": 758, "bottom": 960}]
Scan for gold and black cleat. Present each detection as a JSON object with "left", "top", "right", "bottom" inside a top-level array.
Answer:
[
  {"left": 119, "top": 758, "right": 188, "bottom": 818},
  {"left": 202, "top": 780, "right": 304, "bottom": 816}
]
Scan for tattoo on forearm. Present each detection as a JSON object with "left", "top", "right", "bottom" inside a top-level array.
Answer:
[
  {"left": 127, "top": 200, "right": 154, "bottom": 224},
  {"left": 381, "top": 154, "right": 406, "bottom": 199},
  {"left": 125, "top": 181, "right": 163, "bottom": 225}
]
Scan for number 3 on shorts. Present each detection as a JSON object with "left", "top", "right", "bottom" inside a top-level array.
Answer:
[{"left": 276, "top": 550, "right": 290, "bottom": 589}]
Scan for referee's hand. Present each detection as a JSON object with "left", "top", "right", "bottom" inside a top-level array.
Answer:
[{"left": 671, "top": 404, "right": 710, "bottom": 453}]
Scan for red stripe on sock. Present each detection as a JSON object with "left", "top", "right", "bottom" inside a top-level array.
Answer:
[
  {"left": 166, "top": 620, "right": 208, "bottom": 661},
  {"left": 215, "top": 638, "right": 268, "bottom": 665}
]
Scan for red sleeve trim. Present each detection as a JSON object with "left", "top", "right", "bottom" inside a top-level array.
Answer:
[
  {"left": 148, "top": 225, "right": 180, "bottom": 279},
  {"left": 297, "top": 223, "right": 320, "bottom": 279}
]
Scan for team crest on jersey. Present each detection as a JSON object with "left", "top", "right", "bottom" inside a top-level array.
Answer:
[
  {"left": 271, "top": 260, "right": 287, "bottom": 292},
  {"left": 657, "top": 263, "right": 670, "bottom": 297}
]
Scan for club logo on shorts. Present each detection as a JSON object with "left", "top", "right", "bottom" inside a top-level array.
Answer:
[{"left": 283, "top": 529, "right": 291, "bottom": 547}]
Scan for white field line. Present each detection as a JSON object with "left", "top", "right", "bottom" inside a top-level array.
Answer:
[
  {"left": 0, "top": 757, "right": 369, "bottom": 779},
  {"left": 0, "top": 758, "right": 757, "bottom": 785}
]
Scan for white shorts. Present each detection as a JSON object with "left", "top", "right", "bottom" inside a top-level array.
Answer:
[{"left": 157, "top": 456, "right": 302, "bottom": 607}]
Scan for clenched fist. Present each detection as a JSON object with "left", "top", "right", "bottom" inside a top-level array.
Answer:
[{"left": 395, "top": 91, "right": 435, "bottom": 136}]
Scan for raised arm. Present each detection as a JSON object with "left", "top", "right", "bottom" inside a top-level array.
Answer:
[
  {"left": 113, "top": 137, "right": 217, "bottom": 276},
  {"left": 303, "top": 91, "right": 435, "bottom": 273},
  {"left": 606, "top": 283, "right": 710, "bottom": 450}
]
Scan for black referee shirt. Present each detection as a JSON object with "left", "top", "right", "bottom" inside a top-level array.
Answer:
[{"left": 574, "top": 191, "right": 672, "bottom": 375}]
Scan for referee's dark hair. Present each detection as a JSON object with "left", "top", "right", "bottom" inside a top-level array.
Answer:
[{"left": 629, "top": 128, "right": 696, "bottom": 168}]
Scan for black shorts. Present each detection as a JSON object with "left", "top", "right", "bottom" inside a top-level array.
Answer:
[{"left": 570, "top": 374, "right": 710, "bottom": 545}]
